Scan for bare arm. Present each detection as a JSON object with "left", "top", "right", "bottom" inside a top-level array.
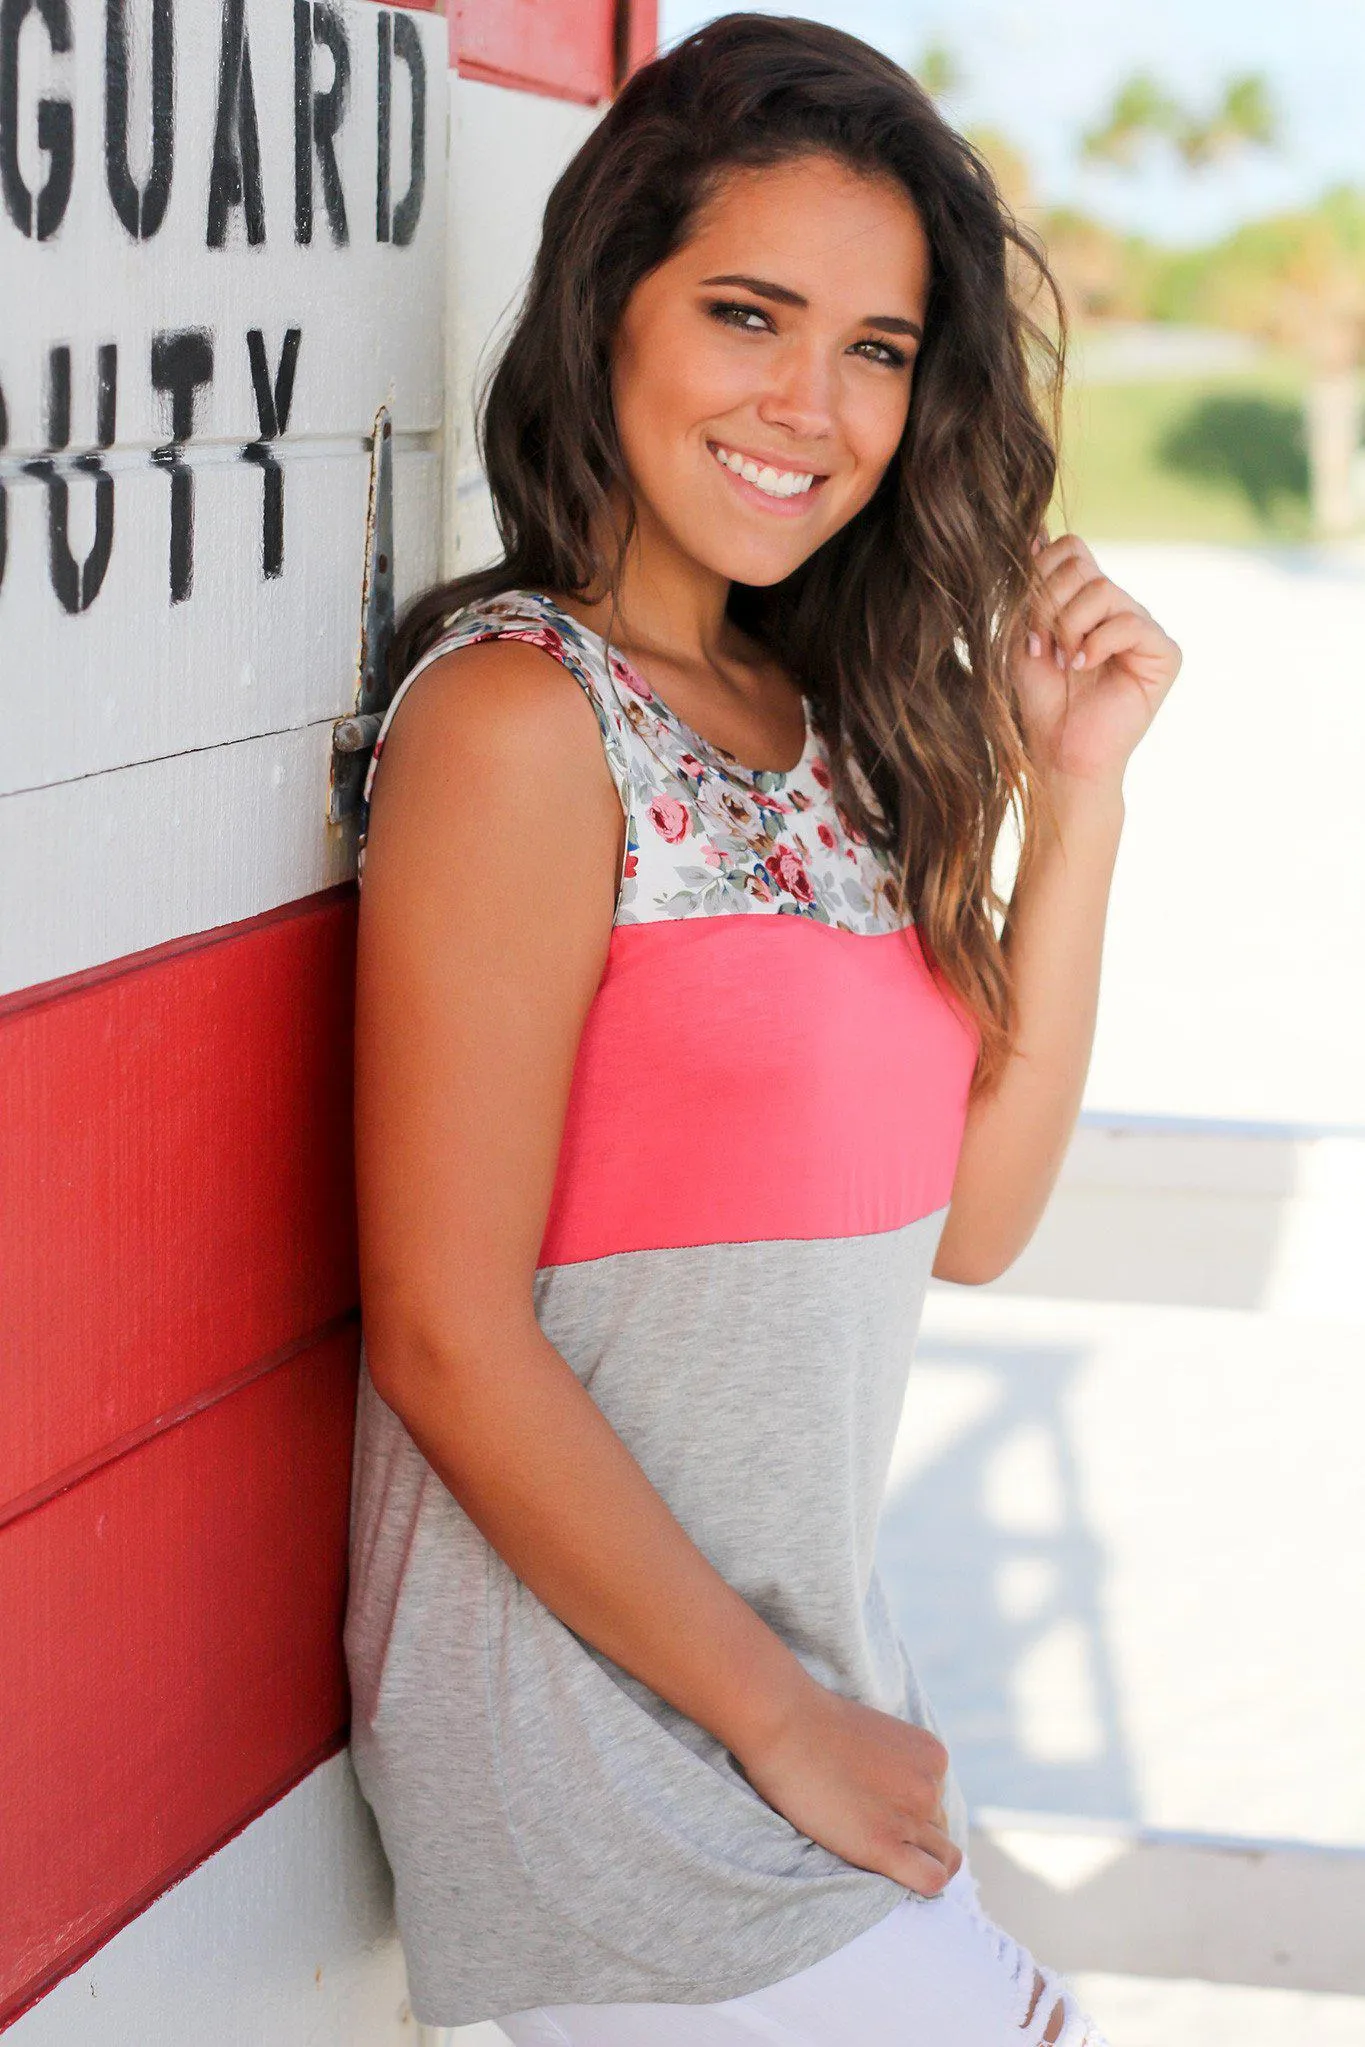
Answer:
[
  {"left": 355, "top": 640, "right": 959, "bottom": 1893},
  {"left": 933, "top": 528, "right": 1180, "bottom": 1287},
  {"left": 932, "top": 779, "right": 1124, "bottom": 1285}
]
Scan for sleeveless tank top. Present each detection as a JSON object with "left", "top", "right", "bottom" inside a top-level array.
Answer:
[{"left": 342, "top": 590, "right": 981, "bottom": 2028}]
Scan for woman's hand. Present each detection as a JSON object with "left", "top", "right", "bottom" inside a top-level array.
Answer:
[
  {"left": 735, "top": 1682, "right": 962, "bottom": 1897},
  {"left": 1014, "top": 529, "right": 1182, "bottom": 794}
]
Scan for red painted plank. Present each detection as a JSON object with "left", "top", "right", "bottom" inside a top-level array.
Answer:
[
  {"left": 0, "top": 890, "right": 360, "bottom": 1516},
  {"left": 0, "top": 1329, "right": 359, "bottom": 2029},
  {"left": 451, "top": 0, "right": 617, "bottom": 102},
  {"left": 620, "top": 0, "right": 657, "bottom": 79}
]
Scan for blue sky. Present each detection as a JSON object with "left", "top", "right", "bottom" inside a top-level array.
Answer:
[{"left": 659, "top": 1, "right": 1365, "bottom": 247}]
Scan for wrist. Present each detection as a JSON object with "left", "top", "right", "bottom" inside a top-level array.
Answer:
[
  {"left": 720, "top": 1631, "right": 821, "bottom": 1769},
  {"left": 1034, "top": 769, "right": 1126, "bottom": 843}
]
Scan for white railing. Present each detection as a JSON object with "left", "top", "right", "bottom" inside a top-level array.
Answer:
[{"left": 970, "top": 1808, "right": 1365, "bottom": 1996}]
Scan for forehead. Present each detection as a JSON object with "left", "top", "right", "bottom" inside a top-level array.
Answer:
[{"left": 678, "top": 154, "right": 931, "bottom": 310}]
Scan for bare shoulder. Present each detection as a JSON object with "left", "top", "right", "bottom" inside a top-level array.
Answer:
[
  {"left": 366, "top": 630, "right": 618, "bottom": 847},
  {"left": 363, "top": 635, "right": 622, "bottom": 899},
  {"left": 371, "top": 633, "right": 613, "bottom": 801}
]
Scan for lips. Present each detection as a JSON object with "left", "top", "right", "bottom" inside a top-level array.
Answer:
[{"left": 707, "top": 439, "right": 828, "bottom": 509}]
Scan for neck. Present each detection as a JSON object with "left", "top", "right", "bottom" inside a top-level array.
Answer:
[{"left": 567, "top": 487, "right": 737, "bottom": 669}]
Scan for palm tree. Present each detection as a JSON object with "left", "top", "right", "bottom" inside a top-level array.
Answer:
[
  {"left": 1081, "top": 70, "right": 1363, "bottom": 535},
  {"left": 1082, "top": 72, "right": 1275, "bottom": 175}
]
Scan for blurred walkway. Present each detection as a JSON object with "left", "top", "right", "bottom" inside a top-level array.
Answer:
[
  {"left": 1077, "top": 539, "right": 1365, "bottom": 1130},
  {"left": 880, "top": 1286, "right": 1364, "bottom": 1846},
  {"left": 879, "top": 537, "right": 1365, "bottom": 2041}
]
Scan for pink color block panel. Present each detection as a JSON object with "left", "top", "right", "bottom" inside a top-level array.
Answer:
[{"left": 538, "top": 917, "right": 980, "bottom": 1267}]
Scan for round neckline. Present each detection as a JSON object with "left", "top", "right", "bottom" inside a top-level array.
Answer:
[{"left": 539, "top": 594, "right": 816, "bottom": 785}]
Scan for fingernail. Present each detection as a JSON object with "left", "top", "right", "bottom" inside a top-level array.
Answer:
[
  {"left": 1027, "top": 631, "right": 1042, "bottom": 658},
  {"left": 1054, "top": 644, "right": 1065, "bottom": 670},
  {"left": 1030, "top": 535, "right": 1042, "bottom": 555},
  {"left": 1071, "top": 649, "right": 1086, "bottom": 669}
]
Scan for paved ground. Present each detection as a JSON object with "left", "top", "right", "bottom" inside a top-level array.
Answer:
[
  {"left": 880, "top": 542, "right": 1365, "bottom": 2042},
  {"left": 1069, "top": 539, "right": 1365, "bottom": 1132},
  {"left": 884, "top": 546, "right": 1365, "bottom": 2039},
  {"left": 1066, "top": 1972, "right": 1365, "bottom": 2044},
  {"left": 882, "top": 1287, "right": 1364, "bottom": 1847}
]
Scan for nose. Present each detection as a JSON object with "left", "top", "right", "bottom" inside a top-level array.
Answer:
[{"left": 755, "top": 339, "right": 836, "bottom": 447}]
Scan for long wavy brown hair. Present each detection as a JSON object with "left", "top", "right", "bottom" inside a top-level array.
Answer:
[{"left": 392, "top": 12, "right": 1068, "bottom": 1096}]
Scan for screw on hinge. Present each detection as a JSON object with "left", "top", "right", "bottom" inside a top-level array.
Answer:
[{"left": 333, "top": 713, "right": 383, "bottom": 754}]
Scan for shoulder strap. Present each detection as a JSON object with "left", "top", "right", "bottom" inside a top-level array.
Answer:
[{"left": 357, "top": 590, "right": 633, "bottom": 886}]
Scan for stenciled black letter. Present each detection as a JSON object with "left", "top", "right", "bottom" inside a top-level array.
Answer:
[
  {"left": 206, "top": 0, "right": 263, "bottom": 246},
  {"left": 242, "top": 326, "right": 301, "bottom": 579},
  {"left": 376, "top": 8, "right": 424, "bottom": 247},
  {"left": 0, "top": 0, "right": 74, "bottom": 240},
  {"left": 293, "top": 0, "right": 349, "bottom": 246},
  {"left": 22, "top": 344, "right": 118, "bottom": 614},
  {"left": 151, "top": 328, "right": 213, "bottom": 601},
  {"left": 105, "top": 0, "right": 174, "bottom": 239}
]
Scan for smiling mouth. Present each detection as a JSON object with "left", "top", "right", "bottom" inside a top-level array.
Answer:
[{"left": 707, "top": 440, "right": 826, "bottom": 502}]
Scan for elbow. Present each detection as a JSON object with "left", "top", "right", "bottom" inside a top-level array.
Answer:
[
  {"left": 931, "top": 1236, "right": 1021, "bottom": 1288},
  {"left": 933, "top": 1253, "right": 1005, "bottom": 1287},
  {"left": 362, "top": 1302, "right": 532, "bottom": 1417},
  {"left": 362, "top": 1316, "right": 467, "bottom": 1418}
]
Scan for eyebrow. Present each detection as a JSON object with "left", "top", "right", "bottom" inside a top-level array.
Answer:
[{"left": 699, "top": 273, "right": 923, "bottom": 340}]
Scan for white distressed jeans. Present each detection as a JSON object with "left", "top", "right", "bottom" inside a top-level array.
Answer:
[{"left": 496, "top": 1862, "right": 1107, "bottom": 2046}]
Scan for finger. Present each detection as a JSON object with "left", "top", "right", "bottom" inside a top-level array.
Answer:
[
  {"left": 1051, "top": 578, "right": 1124, "bottom": 660},
  {"left": 1034, "top": 530, "right": 1095, "bottom": 578},
  {"left": 907, "top": 1820, "right": 961, "bottom": 1870},
  {"left": 1071, "top": 611, "right": 1164, "bottom": 677},
  {"left": 890, "top": 1842, "right": 960, "bottom": 1897},
  {"left": 1038, "top": 555, "right": 1107, "bottom": 625},
  {"left": 1031, "top": 549, "right": 1105, "bottom": 664}
]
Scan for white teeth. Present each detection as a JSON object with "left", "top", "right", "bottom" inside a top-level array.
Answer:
[{"left": 711, "top": 443, "right": 815, "bottom": 499}]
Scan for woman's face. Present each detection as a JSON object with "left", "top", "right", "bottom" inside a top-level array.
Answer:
[{"left": 610, "top": 152, "right": 933, "bottom": 590}]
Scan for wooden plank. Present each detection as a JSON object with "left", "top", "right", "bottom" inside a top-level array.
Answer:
[
  {"left": 452, "top": 0, "right": 618, "bottom": 102},
  {"left": 0, "top": 1329, "right": 360, "bottom": 2028},
  {"left": 970, "top": 1810, "right": 1365, "bottom": 1996},
  {"left": 619, "top": 0, "right": 659, "bottom": 79},
  {"left": 0, "top": 2, "right": 446, "bottom": 445},
  {"left": 3, "top": 1755, "right": 410, "bottom": 2047},
  {"left": 3, "top": 448, "right": 440, "bottom": 797},
  {"left": 0, "top": 889, "right": 360, "bottom": 1515},
  {"left": 0, "top": 723, "right": 363, "bottom": 995},
  {"left": 1, "top": 0, "right": 446, "bottom": 795}
]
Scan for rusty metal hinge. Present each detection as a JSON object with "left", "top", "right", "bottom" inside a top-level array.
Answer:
[{"left": 329, "top": 405, "right": 394, "bottom": 824}]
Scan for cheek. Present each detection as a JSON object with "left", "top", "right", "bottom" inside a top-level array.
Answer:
[
  {"left": 615, "top": 330, "right": 698, "bottom": 454},
  {"left": 836, "top": 386, "right": 909, "bottom": 509},
  {"left": 656, "top": 333, "right": 753, "bottom": 447},
  {"left": 850, "top": 382, "right": 911, "bottom": 473},
  {"left": 616, "top": 331, "right": 751, "bottom": 487}
]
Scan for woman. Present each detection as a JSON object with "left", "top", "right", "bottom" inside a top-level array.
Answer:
[{"left": 344, "top": 15, "right": 1178, "bottom": 2044}]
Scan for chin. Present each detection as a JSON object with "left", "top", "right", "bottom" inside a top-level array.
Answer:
[{"left": 692, "top": 529, "right": 821, "bottom": 589}]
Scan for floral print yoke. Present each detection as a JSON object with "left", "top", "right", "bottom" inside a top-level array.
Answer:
[{"left": 358, "top": 588, "right": 908, "bottom": 936}]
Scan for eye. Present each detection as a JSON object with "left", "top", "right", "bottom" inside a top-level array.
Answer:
[
  {"left": 705, "top": 298, "right": 775, "bottom": 335},
  {"left": 850, "top": 338, "right": 910, "bottom": 370},
  {"left": 712, "top": 298, "right": 912, "bottom": 370}
]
